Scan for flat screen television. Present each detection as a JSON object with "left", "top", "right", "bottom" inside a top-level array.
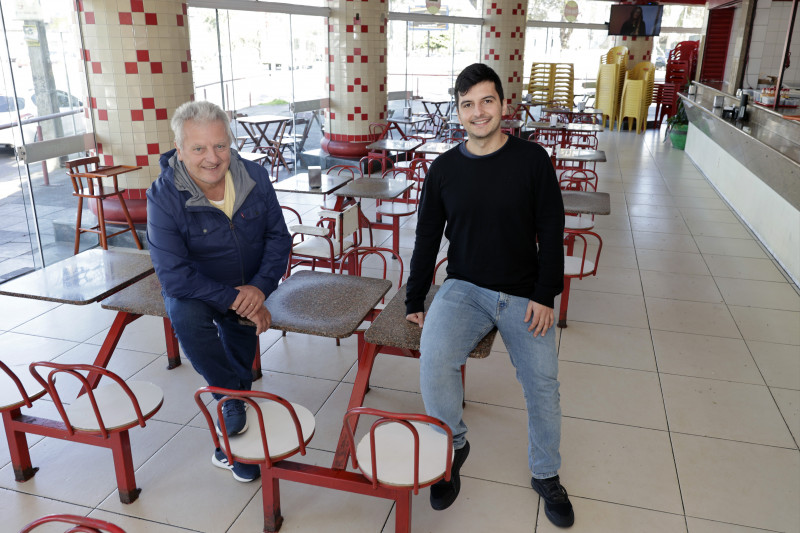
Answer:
[{"left": 608, "top": 4, "right": 663, "bottom": 37}]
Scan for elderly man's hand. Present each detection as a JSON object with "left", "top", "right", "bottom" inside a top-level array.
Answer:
[
  {"left": 231, "top": 285, "right": 266, "bottom": 320},
  {"left": 249, "top": 306, "right": 272, "bottom": 335}
]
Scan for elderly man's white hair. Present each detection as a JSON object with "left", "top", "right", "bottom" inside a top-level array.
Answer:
[{"left": 171, "top": 101, "right": 234, "bottom": 149}]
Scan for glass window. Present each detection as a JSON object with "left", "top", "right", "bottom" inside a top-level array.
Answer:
[{"left": 390, "top": 0, "right": 482, "bottom": 18}]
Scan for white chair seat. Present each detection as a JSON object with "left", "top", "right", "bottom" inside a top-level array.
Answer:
[
  {"left": 223, "top": 401, "right": 315, "bottom": 461},
  {"left": 67, "top": 381, "right": 163, "bottom": 432},
  {"left": 238, "top": 152, "right": 270, "bottom": 164},
  {"left": 292, "top": 236, "right": 354, "bottom": 258},
  {"left": 564, "top": 255, "right": 596, "bottom": 277},
  {"left": 356, "top": 421, "right": 451, "bottom": 487},
  {"left": 564, "top": 215, "right": 594, "bottom": 230},
  {"left": 376, "top": 204, "right": 415, "bottom": 217},
  {"left": 0, "top": 366, "right": 46, "bottom": 410},
  {"left": 289, "top": 224, "right": 329, "bottom": 237}
]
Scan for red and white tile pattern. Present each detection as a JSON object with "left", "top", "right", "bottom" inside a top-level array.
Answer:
[
  {"left": 78, "top": 0, "right": 193, "bottom": 196},
  {"left": 324, "top": 0, "right": 388, "bottom": 156},
  {"left": 482, "top": 1, "right": 527, "bottom": 106},
  {"left": 618, "top": 36, "right": 654, "bottom": 69}
]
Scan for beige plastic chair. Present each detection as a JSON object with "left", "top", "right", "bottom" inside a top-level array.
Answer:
[
  {"left": 287, "top": 202, "right": 363, "bottom": 275},
  {"left": 618, "top": 78, "right": 648, "bottom": 133}
]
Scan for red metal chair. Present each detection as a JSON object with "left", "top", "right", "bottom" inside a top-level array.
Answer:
[
  {"left": 4, "top": 362, "right": 164, "bottom": 504},
  {"left": 194, "top": 387, "right": 453, "bottom": 533},
  {"left": 559, "top": 168, "right": 598, "bottom": 192},
  {"left": 20, "top": 514, "right": 125, "bottom": 533},
  {"left": 655, "top": 82, "right": 680, "bottom": 128},
  {"left": 559, "top": 229, "right": 603, "bottom": 328}
]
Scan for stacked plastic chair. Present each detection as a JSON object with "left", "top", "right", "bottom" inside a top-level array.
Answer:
[
  {"left": 595, "top": 46, "right": 628, "bottom": 129},
  {"left": 527, "top": 62, "right": 574, "bottom": 107},
  {"left": 668, "top": 41, "right": 699, "bottom": 80},
  {"left": 618, "top": 61, "right": 654, "bottom": 134}
]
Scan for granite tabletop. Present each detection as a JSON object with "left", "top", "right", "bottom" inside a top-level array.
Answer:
[
  {"left": 103, "top": 270, "right": 392, "bottom": 340},
  {"left": 364, "top": 285, "right": 496, "bottom": 358},
  {"left": 556, "top": 148, "right": 607, "bottom": 162},
  {"left": 266, "top": 270, "right": 392, "bottom": 338},
  {"left": 562, "top": 190, "right": 611, "bottom": 215},
  {"left": 101, "top": 273, "right": 166, "bottom": 316},
  {"left": 273, "top": 173, "right": 352, "bottom": 195},
  {"left": 0, "top": 249, "right": 153, "bottom": 305},
  {"left": 334, "top": 178, "right": 414, "bottom": 200}
]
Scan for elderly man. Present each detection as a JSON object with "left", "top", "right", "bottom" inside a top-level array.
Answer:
[
  {"left": 147, "top": 101, "right": 290, "bottom": 483},
  {"left": 405, "top": 64, "right": 572, "bottom": 527}
]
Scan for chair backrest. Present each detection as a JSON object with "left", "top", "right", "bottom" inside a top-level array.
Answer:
[
  {"left": 343, "top": 406, "right": 453, "bottom": 493},
  {"left": 20, "top": 514, "right": 126, "bottom": 533},
  {"left": 28, "top": 361, "right": 162, "bottom": 438},
  {"left": 194, "top": 386, "right": 314, "bottom": 468},
  {"left": 369, "top": 122, "right": 388, "bottom": 140},
  {"left": 565, "top": 132, "right": 598, "bottom": 150},
  {"left": 327, "top": 164, "right": 361, "bottom": 179},
  {"left": 65, "top": 156, "right": 101, "bottom": 196},
  {"left": 318, "top": 203, "right": 361, "bottom": 246},
  {"left": 0, "top": 360, "right": 46, "bottom": 411},
  {"left": 339, "top": 246, "right": 404, "bottom": 289}
]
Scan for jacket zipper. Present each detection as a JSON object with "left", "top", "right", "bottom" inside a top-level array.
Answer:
[{"left": 228, "top": 218, "right": 246, "bottom": 285}]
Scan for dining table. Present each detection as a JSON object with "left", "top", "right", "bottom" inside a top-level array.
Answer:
[
  {"left": 542, "top": 106, "right": 604, "bottom": 124},
  {"left": 420, "top": 97, "right": 452, "bottom": 119},
  {"left": 386, "top": 116, "right": 431, "bottom": 139},
  {"left": 0, "top": 249, "right": 155, "bottom": 391},
  {"left": 273, "top": 172, "right": 352, "bottom": 196},
  {"left": 415, "top": 141, "right": 458, "bottom": 156}
]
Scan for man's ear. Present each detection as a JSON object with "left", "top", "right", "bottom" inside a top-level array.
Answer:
[{"left": 174, "top": 142, "right": 182, "bottom": 161}]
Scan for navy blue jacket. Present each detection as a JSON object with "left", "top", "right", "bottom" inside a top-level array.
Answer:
[{"left": 147, "top": 149, "right": 290, "bottom": 313}]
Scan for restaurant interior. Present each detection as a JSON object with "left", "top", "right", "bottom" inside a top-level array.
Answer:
[{"left": 0, "top": 0, "right": 798, "bottom": 532}]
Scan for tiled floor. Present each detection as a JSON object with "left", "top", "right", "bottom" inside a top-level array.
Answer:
[{"left": 2, "top": 127, "right": 799, "bottom": 532}]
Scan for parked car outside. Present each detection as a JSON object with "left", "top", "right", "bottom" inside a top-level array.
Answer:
[{"left": 0, "top": 90, "right": 85, "bottom": 149}]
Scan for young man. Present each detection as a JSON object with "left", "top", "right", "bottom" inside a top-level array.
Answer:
[
  {"left": 147, "top": 101, "right": 290, "bottom": 483},
  {"left": 405, "top": 64, "right": 573, "bottom": 528}
]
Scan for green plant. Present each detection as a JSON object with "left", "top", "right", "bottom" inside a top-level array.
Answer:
[{"left": 664, "top": 97, "right": 688, "bottom": 147}]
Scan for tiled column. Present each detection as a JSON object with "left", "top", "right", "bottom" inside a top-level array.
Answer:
[
  {"left": 78, "top": 0, "right": 193, "bottom": 220},
  {"left": 322, "top": 0, "right": 388, "bottom": 158},
  {"left": 616, "top": 36, "right": 654, "bottom": 69},
  {"left": 482, "top": 1, "right": 527, "bottom": 107}
]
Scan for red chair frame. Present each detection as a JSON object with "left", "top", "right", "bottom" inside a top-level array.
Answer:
[{"left": 20, "top": 514, "right": 126, "bottom": 533}]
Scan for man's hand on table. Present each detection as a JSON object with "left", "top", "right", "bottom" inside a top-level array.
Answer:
[
  {"left": 231, "top": 285, "right": 266, "bottom": 320},
  {"left": 524, "top": 300, "right": 553, "bottom": 337},
  {"left": 406, "top": 312, "right": 425, "bottom": 328}
]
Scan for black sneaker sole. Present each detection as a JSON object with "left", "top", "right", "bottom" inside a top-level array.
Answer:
[{"left": 531, "top": 477, "right": 575, "bottom": 528}]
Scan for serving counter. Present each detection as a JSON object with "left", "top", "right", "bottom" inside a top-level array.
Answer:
[{"left": 681, "top": 82, "right": 800, "bottom": 283}]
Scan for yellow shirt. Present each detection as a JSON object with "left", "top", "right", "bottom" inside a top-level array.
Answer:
[{"left": 208, "top": 170, "right": 236, "bottom": 219}]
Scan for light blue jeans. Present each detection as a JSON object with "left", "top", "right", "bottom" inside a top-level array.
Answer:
[{"left": 419, "top": 279, "right": 562, "bottom": 479}]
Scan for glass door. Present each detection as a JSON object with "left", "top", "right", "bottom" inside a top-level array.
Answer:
[{"left": 0, "top": 1, "right": 91, "bottom": 279}]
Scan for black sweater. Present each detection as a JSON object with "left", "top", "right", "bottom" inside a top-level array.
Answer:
[{"left": 405, "top": 134, "right": 565, "bottom": 314}]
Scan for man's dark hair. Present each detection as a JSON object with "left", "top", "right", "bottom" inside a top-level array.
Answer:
[{"left": 454, "top": 63, "right": 504, "bottom": 106}]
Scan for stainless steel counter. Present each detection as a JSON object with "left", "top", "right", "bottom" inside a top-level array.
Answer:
[{"left": 682, "top": 83, "right": 800, "bottom": 210}]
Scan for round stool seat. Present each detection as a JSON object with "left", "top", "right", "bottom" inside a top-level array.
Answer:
[
  {"left": 356, "top": 421, "right": 451, "bottom": 487},
  {"left": 67, "top": 381, "right": 163, "bottom": 432},
  {"left": 223, "top": 401, "right": 315, "bottom": 461}
]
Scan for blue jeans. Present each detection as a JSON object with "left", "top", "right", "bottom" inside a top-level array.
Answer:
[
  {"left": 419, "top": 279, "right": 562, "bottom": 479},
  {"left": 164, "top": 297, "right": 258, "bottom": 399}
]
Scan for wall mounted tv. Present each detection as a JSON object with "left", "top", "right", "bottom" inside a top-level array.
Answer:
[{"left": 608, "top": 4, "right": 663, "bottom": 37}]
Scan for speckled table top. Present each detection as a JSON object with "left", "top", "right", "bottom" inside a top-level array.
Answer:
[
  {"left": 0, "top": 250, "right": 153, "bottom": 305},
  {"left": 101, "top": 273, "right": 166, "bottom": 316},
  {"left": 364, "top": 285, "right": 496, "bottom": 359},
  {"left": 334, "top": 178, "right": 414, "bottom": 200},
  {"left": 266, "top": 270, "right": 392, "bottom": 338},
  {"left": 562, "top": 191, "right": 611, "bottom": 215},
  {"left": 103, "top": 270, "right": 392, "bottom": 340}
]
